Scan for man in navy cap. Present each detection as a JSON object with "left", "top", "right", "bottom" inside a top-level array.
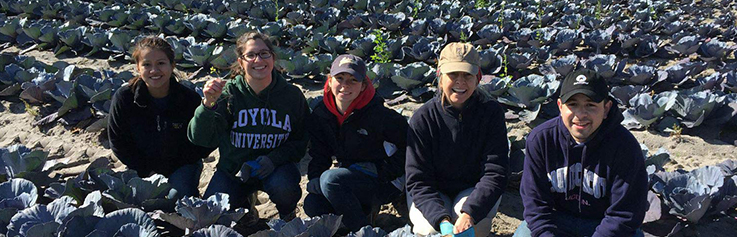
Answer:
[{"left": 515, "top": 69, "right": 648, "bottom": 237}]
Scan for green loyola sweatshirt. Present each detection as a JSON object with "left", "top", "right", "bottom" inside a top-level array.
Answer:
[{"left": 188, "top": 71, "right": 309, "bottom": 177}]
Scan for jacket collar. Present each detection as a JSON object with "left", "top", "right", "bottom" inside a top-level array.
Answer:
[
  {"left": 435, "top": 93, "right": 481, "bottom": 118},
  {"left": 132, "top": 77, "right": 181, "bottom": 108}
]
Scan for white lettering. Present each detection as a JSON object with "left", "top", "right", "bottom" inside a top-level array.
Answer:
[
  {"left": 271, "top": 110, "right": 282, "bottom": 129},
  {"left": 547, "top": 163, "right": 607, "bottom": 199},
  {"left": 249, "top": 109, "right": 258, "bottom": 126},
  {"left": 238, "top": 110, "right": 248, "bottom": 127},
  {"left": 260, "top": 108, "right": 269, "bottom": 125},
  {"left": 283, "top": 114, "right": 291, "bottom": 132}
]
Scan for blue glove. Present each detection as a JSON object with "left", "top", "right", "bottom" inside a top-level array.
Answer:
[
  {"left": 234, "top": 162, "right": 252, "bottom": 183},
  {"left": 440, "top": 221, "right": 454, "bottom": 236},
  {"left": 453, "top": 226, "right": 474, "bottom": 237},
  {"left": 252, "top": 156, "right": 275, "bottom": 179},
  {"left": 306, "top": 178, "right": 322, "bottom": 194},
  {"left": 245, "top": 160, "right": 260, "bottom": 177},
  {"left": 348, "top": 162, "right": 378, "bottom": 178}
]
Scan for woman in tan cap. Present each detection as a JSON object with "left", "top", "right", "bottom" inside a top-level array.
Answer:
[
  {"left": 405, "top": 42, "right": 510, "bottom": 236},
  {"left": 303, "top": 54, "right": 408, "bottom": 233}
]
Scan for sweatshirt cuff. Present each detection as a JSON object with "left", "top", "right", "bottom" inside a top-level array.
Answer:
[
  {"left": 461, "top": 203, "right": 487, "bottom": 225},
  {"left": 195, "top": 103, "right": 219, "bottom": 117},
  {"left": 201, "top": 99, "right": 218, "bottom": 110},
  {"left": 431, "top": 214, "right": 451, "bottom": 231}
]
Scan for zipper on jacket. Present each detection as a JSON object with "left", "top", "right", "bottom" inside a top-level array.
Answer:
[{"left": 157, "top": 115, "right": 161, "bottom": 131}]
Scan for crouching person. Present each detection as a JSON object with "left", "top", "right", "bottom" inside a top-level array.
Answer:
[
  {"left": 406, "top": 42, "right": 509, "bottom": 236},
  {"left": 515, "top": 69, "right": 648, "bottom": 237},
  {"left": 187, "top": 32, "right": 308, "bottom": 223},
  {"left": 303, "top": 54, "right": 408, "bottom": 232},
  {"left": 108, "top": 36, "right": 213, "bottom": 199}
]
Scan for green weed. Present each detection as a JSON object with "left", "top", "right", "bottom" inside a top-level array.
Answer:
[
  {"left": 476, "top": 0, "right": 491, "bottom": 9},
  {"left": 460, "top": 31, "right": 469, "bottom": 42},
  {"left": 20, "top": 98, "right": 39, "bottom": 117},
  {"left": 670, "top": 124, "right": 683, "bottom": 141},
  {"left": 370, "top": 30, "right": 391, "bottom": 64}
]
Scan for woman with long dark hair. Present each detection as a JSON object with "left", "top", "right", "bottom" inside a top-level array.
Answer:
[
  {"left": 188, "top": 32, "right": 308, "bottom": 222},
  {"left": 108, "top": 36, "right": 213, "bottom": 198}
]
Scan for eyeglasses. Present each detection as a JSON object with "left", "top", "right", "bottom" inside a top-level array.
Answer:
[{"left": 242, "top": 51, "right": 273, "bottom": 61}]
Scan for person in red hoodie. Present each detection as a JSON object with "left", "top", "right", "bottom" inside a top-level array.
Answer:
[{"left": 303, "top": 54, "right": 408, "bottom": 232}]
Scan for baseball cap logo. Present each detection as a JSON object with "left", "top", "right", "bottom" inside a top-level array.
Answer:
[
  {"left": 574, "top": 74, "right": 588, "bottom": 85},
  {"left": 339, "top": 57, "right": 354, "bottom": 66},
  {"left": 456, "top": 47, "right": 464, "bottom": 58}
]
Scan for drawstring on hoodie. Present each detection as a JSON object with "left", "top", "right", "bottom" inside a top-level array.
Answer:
[{"left": 579, "top": 145, "right": 587, "bottom": 213}]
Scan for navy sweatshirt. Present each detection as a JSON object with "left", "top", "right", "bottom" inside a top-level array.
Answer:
[
  {"left": 406, "top": 94, "right": 509, "bottom": 230},
  {"left": 108, "top": 78, "right": 214, "bottom": 177},
  {"left": 520, "top": 99, "right": 648, "bottom": 237}
]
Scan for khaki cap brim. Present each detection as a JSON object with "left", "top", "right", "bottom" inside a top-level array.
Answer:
[{"left": 439, "top": 62, "right": 479, "bottom": 75}]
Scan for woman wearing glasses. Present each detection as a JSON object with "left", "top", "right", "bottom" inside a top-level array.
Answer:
[{"left": 188, "top": 32, "right": 309, "bottom": 222}]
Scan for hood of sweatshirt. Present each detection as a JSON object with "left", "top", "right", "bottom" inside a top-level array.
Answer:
[
  {"left": 322, "top": 77, "right": 376, "bottom": 125},
  {"left": 227, "top": 70, "right": 289, "bottom": 100}
]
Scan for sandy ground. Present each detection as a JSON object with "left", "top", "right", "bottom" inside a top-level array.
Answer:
[{"left": 2, "top": 47, "right": 737, "bottom": 236}]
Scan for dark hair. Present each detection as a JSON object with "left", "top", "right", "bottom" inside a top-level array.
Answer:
[
  {"left": 129, "top": 36, "right": 176, "bottom": 86},
  {"left": 229, "top": 32, "right": 278, "bottom": 78}
]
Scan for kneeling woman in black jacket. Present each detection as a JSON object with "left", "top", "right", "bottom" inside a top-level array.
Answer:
[
  {"left": 108, "top": 36, "right": 213, "bottom": 198},
  {"left": 303, "top": 54, "right": 408, "bottom": 232},
  {"left": 406, "top": 42, "right": 509, "bottom": 236}
]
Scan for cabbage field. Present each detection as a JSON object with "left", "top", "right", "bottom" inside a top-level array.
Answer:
[{"left": 1, "top": 0, "right": 737, "bottom": 236}]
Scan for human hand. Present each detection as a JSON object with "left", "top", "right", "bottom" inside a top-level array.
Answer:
[
  {"left": 235, "top": 162, "right": 252, "bottom": 183},
  {"left": 203, "top": 78, "right": 227, "bottom": 108},
  {"left": 439, "top": 220, "right": 454, "bottom": 236},
  {"left": 306, "top": 178, "right": 322, "bottom": 194},
  {"left": 453, "top": 226, "right": 475, "bottom": 237},
  {"left": 453, "top": 213, "right": 474, "bottom": 234},
  {"left": 348, "top": 162, "right": 378, "bottom": 178},
  {"left": 252, "top": 156, "right": 275, "bottom": 179}
]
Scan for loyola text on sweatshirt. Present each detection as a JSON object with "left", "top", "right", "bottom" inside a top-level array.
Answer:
[{"left": 188, "top": 71, "right": 309, "bottom": 178}]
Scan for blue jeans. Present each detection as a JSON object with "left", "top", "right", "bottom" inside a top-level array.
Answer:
[
  {"left": 203, "top": 162, "right": 301, "bottom": 215},
  {"left": 168, "top": 161, "right": 203, "bottom": 199},
  {"left": 303, "top": 168, "right": 401, "bottom": 231},
  {"left": 513, "top": 212, "right": 645, "bottom": 237}
]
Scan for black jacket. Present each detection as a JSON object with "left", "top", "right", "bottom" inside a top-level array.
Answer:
[
  {"left": 406, "top": 94, "right": 510, "bottom": 230},
  {"left": 307, "top": 95, "right": 408, "bottom": 183},
  {"left": 108, "top": 78, "right": 213, "bottom": 177}
]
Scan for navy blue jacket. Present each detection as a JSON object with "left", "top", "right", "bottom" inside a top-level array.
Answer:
[
  {"left": 307, "top": 95, "right": 407, "bottom": 183},
  {"left": 520, "top": 99, "right": 648, "bottom": 237},
  {"left": 406, "top": 94, "right": 509, "bottom": 230},
  {"left": 108, "top": 78, "right": 213, "bottom": 177}
]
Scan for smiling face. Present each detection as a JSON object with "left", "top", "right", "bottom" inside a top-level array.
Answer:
[
  {"left": 558, "top": 93, "right": 613, "bottom": 143},
  {"left": 136, "top": 48, "right": 173, "bottom": 98},
  {"left": 237, "top": 38, "right": 274, "bottom": 82},
  {"left": 329, "top": 72, "right": 366, "bottom": 105},
  {"left": 440, "top": 71, "right": 477, "bottom": 109}
]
